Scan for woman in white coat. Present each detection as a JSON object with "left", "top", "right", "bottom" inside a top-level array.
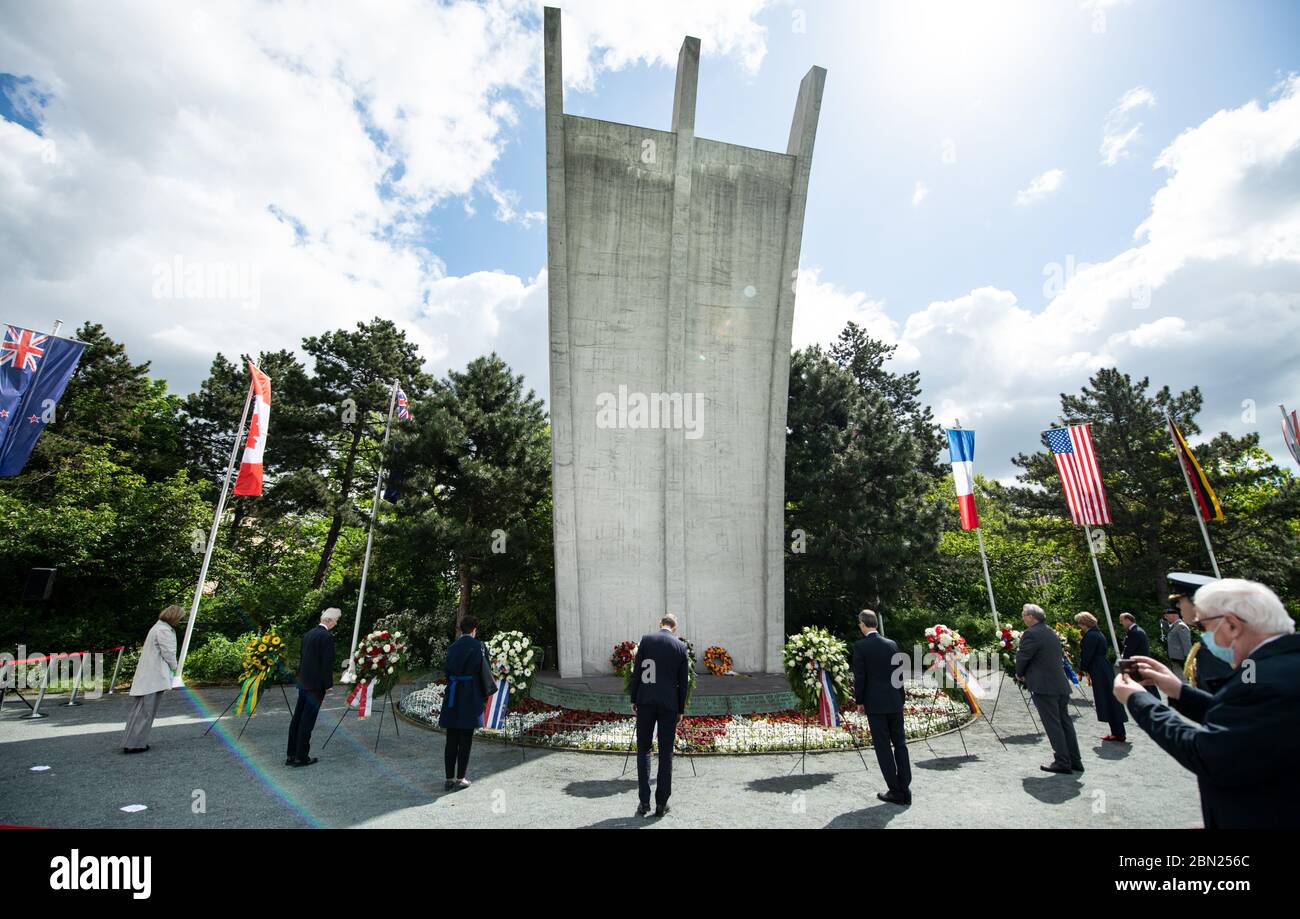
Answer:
[{"left": 122, "top": 605, "right": 182, "bottom": 753}]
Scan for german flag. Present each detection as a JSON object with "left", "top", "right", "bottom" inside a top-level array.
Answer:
[{"left": 1169, "top": 418, "right": 1224, "bottom": 522}]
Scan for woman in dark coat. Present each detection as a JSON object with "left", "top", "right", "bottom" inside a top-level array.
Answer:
[
  {"left": 438, "top": 615, "right": 496, "bottom": 791},
  {"left": 1075, "top": 612, "right": 1127, "bottom": 742}
]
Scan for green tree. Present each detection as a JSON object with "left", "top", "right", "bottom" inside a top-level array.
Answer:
[
  {"left": 387, "top": 354, "right": 550, "bottom": 631},
  {"left": 0, "top": 444, "right": 213, "bottom": 650},
  {"left": 785, "top": 341, "right": 944, "bottom": 636},
  {"left": 302, "top": 319, "right": 430, "bottom": 589}
]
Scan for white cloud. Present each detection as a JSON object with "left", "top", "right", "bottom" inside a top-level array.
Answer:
[
  {"left": 791, "top": 267, "right": 897, "bottom": 355},
  {"left": 800, "top": 77, "right": 1300, "bottom": 478},
  {"left": 1015, "top": 168, "right": 1065, "bottom": 205},
  {"left": 551, "top": 0, "right": 771, "bottom": 91},
  {"left": 1101, "top": 85, "right": 1156, "bottom": 165},
  {"left": 912, "top": 180, "right": 929, "bottom": 206},
  {"left": 0, "top": 0, "right": 770, "bottom": 397}
]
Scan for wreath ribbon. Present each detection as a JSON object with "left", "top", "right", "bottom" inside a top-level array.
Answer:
[{"left": 235, "top": 670, "right": 264, "bottom": 717}]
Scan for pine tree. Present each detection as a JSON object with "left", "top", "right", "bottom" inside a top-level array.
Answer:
[{"left": 785, "top": 341, "right": 944, "bottom": 635}]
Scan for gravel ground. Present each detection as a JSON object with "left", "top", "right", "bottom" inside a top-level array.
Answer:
[{"left": 0, "top": 679, "right": 1204, "bottom": 829}]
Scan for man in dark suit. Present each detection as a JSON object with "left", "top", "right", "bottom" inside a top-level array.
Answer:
[
  {"left": 1120, "top": 612, "right": 1159, "bottom": 700},
  {"left": 1117, "top": 578, "right": 1300, "bottom": 828},
  {"left": 629, "top": 613, "right": 689, "bottom": 818},
  {"left": 286, "top": 608, "right": 338, "bottom": 767},
  {"left": 1016, "top": 604, "right": 1083, "bottom": 774},
  {"left": 851, "top": 609, "right": 911, "bottom": 804}
]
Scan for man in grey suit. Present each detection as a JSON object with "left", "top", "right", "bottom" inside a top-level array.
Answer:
[
  {"left": 1162, "top": 607, "right": 1192, "bottom": 680},
  {"left": 1016, "top": 604, "right": 1083, "bottom": 774}
]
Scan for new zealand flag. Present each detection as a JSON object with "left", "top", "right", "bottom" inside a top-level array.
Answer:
[{"left": 0, "top": 325, "right": 87, "bottom": 476}]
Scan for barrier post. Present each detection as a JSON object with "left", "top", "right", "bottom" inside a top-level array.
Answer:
[
  {"left": 66, "top": 653, "right": 87, "bottom": 706},
  {"left": 21, "top": 658, "right": 54, "bottom": 720},
  {"left": 107, "top": 647, "right": 124, "bottom": 695}
]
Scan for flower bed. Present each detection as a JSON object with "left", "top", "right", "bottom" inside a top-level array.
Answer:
[{"left": 398, "top": 680, "right": 973, "bottom": 754}]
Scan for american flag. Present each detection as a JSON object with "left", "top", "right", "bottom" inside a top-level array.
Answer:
[
  {"left": 1044, "top": 424, "right": 1111, "bottom": 526},
  {"left": 0, "top": 326, "right": 47, "bottom": 372},
  {"left": 395, "top": 386, "right": 413, "bottom": 421}
]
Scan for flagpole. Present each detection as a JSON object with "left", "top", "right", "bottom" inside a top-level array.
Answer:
[
  {"left": 975, "top": 527, "right": 1000, "bottom": 634},
  {"left": 954, "top": 419, "right": 1001, "bottom": 633},
  {"left": 1165, "top": 413, "right": 1221, "bottom": 579},
  {"left": 347, "top": 380, "right": 399, "bottom": 667},
  {"left": 176, "top": 379, "right": 254, "bottom": 681},
  {"left": 1085, "top": 528, "right": 1121, "bottom": 656}
]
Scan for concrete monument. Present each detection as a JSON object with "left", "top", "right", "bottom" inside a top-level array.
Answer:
[{"left": 544, "top": 7, "right": 825, "bottom": 676}]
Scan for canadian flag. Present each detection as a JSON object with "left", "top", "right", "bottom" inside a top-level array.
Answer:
[{"left": 233, "top": 362, "right": 271, "bottom": 496}]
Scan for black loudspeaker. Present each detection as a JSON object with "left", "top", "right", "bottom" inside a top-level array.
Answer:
[{"left": 23, "top": 568, "right": 55, "bottom": 602}]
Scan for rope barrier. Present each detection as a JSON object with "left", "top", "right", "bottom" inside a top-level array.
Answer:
[{"left": 0, "top": 644, "right": 127, "bottom": 718}]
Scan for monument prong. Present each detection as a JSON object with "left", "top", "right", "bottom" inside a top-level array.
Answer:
[
  {"left": 787, "top": 65, "right": 827, "bottom": 158},
  {"left": 672, "top": 36, "right": 701, "bottom": 134},
  {"left": 543, "top": 6, "right": 583, "bottom": 677}
]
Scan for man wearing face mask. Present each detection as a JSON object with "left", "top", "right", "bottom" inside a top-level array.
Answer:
[
  {"left": 1113, "top": 578, "right": 1300, "bottom": 829},
  {"left": 1168, "top": 579, "right": 1233, "bottom": 692}
]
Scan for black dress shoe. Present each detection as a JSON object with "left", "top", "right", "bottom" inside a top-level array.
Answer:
[
  {"left": 653, "top": 803, "right": 670, "bottom": 818},
  {"left": 123, "top": 746, "right": 150, "bottom": 754},
  {"left": 1071, "top": 763, "right": 1086, "bottom": 773},
  {"left": 1040, "top": 763, "right": 1072, "bottom": 774},
  {"left": 635, "top": 803, "right": 650, "bottom": 817},
  {"left": 285, "top": 757, "right": 296, "bottom": 766},
  {"left": 292, "top": 756, "right": 319, "bottom": 767},
  {"left": 877, "top": 790, "right": 907, "bottom": 804}
]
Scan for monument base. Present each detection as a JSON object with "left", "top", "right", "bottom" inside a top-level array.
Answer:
[{"left": 530, "top": 670, "right": 797, "bottom": 716}]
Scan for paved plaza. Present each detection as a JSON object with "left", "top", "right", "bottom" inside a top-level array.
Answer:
[{"left": 0, "top": 676, "right": 1204, "bottom": 829}]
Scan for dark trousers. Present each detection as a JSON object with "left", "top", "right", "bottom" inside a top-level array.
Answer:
[
  {"left": 635, "top": 703, "right": 679, "bottom": 807},
  {"left": 1034, "top": 692, "right": 1082, "bottom": 767},
  {"left": 866, "top": 712, "right": 911, "bottom": 797},
  {"left": 1107, "top": 716, "right": 1127, "bottom": 738},
  {"left": 445, "top": 728, "right": 474, "bottom": 780},
  {"left": 287, "top": 688, "right": 325, "bottom": 762}
]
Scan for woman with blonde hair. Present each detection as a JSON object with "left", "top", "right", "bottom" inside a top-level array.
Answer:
[
  {"left": 1075, "top": 611, "right": 1126, "bottom": 743},
  {"left": 121, "top": 605, "right": 183, "bottom": 753}
]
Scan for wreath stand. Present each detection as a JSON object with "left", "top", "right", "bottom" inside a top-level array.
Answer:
[
  {"left": 786, "top": 710, "right": 872, "bottom": 775},
  {"left": 620, "top": 718, "right": 697, "bottom": 779},
  {"left": 323, "top": 688, "right": 400, "bottom": 753},
  {"left": 920, "top": 678, "right": 1010, "bottom": 758},
  {"left": 986, "top": 673, "right": 1044, "bottom": 737},
  {"left": 202, "top": 680, "right": 295, "bottom": 740}
]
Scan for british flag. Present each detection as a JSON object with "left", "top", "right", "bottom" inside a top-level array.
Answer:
[
  {"left": 395, "top": 385, "right": 413, "bottom": 421},
  {"left": 0, "top": 326, "right": 47, "bottom": 372}
]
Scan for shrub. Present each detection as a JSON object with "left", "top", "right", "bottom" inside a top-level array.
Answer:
[{"left": 183, "top": 631, "right": 257, "bottom": 683}]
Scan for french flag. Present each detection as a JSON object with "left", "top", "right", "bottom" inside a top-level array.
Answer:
[
  {"left": 483, "top": 679, "right": 510, "bottom": 730},
  {"left": 946, "top": 428, "right": 979, "bottom": 530},
  {"left": 817, "top": 667, "right": 840, "bottom": 728}
]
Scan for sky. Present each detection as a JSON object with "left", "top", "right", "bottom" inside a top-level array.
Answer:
[{"left": 2, "top": 0, "right": 1299, "bottom": 480}]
